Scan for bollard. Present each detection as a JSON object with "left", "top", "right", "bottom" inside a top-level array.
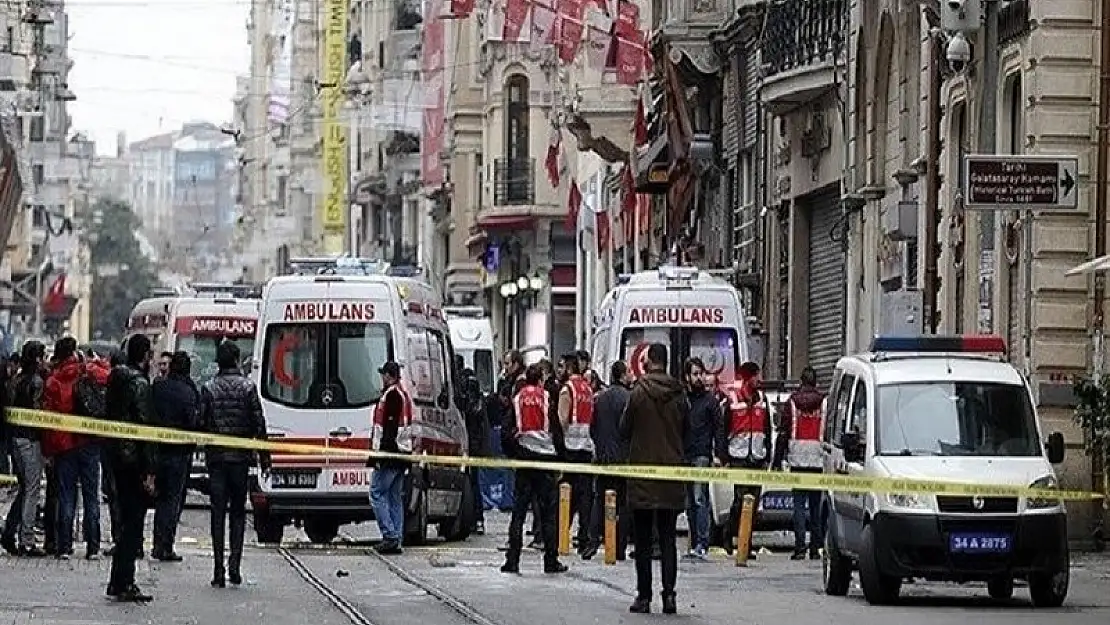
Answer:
[
  {"left": 735, "top": 494, "right": 756, "bottom": 567},
  {"left": 603, "top": 489, "right": 617, "bottom": 565},
  {"left": 558, "top": 482, "right": 572, "bottom": 555}
]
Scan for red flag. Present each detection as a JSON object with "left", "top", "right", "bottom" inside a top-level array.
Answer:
[
  {"left": 620, "top": 166, "right": 635, "bottom": 240},
  {"left": 451, "top": 0, "right": 475, "bottom": 17},
  {"left": 615, "top": 30, "right": 644, "bottom": 85},
  {"left": 637, "top": 193, "right": 649, "bottom": 234},
  {"left": 596, "top": 210, "right": 610, "bottom": 254},
  {"left": 545, "top": 126, "right": 562, "bottom": 187},
  {"left": 614, "top": 0, "right": 639, "bottom": 37},
  {"left": 566, "top": 178, "right": 581, "bottom": 232},
  {"left": 633, "top": 97, "right": 647, "bottom": 146},
  {"left": 556, "top": 0, "right": 584, "bottom": 63},
  {"left": 503, "top": 0, "right": 529, "bottom": 40}
]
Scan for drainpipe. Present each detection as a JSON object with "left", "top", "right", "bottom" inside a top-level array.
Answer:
[
  {"left": 977, "top": 0, "right": 999, "bottom": 332},
  {"left": 1094, "top": 0, "right": 1110, "bottom": 507},
  {"left": 923, "top": 34, "right": 942, "bottom": 334}
]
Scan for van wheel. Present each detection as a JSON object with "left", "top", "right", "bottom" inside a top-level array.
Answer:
[
  {"left": 858, "top": 525, "right": 900, "bottom": 605},
  {"left": 254, "top": 512, "right": 284, "bottom": 544},
  {"left": 822, "top": 525, "right": 852, "bottom": 596},
  {"left": 304, "top": 519, "right": 340, "bottom": 544},
  {"left": 438, "top": 479, "right": 474, "bottom": 542},
  {"left": 1029, "top": 557, "right": 1069, "bottom": 608},
  {"left": 987, "top": 576, "right": 1014, "bottom": 600},
  {"left": 405, "top": 488, "right": 430, "bottom": 546}
]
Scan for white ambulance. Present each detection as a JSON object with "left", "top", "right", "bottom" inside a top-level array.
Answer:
[
  {"left": 250, "top": 257, "right": 471, "bottom": 545},
  {"left": 592, "top": 264, "right": 752, "bottom": 543},
  {"left": 444, "top": 306, "right": 495, "bottom": 395},
  {"left": 125, "top": 284, "right": 262, "bottom": 493}
]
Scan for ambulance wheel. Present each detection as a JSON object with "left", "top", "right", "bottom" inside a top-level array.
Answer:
[
  {"left": 438, "top": 480, "right": 475, "bottom": 542},
  {"left": 253, "top": 512, "right": 284, "bottom": 544},
  {"left": 405, "top": 488, "right": 430, "bottom": 546},
  {"left": 304, "top": 518, "right": 340, "bottom": 544},
  {"left": 822, "top": 527, "right": 852, "bottom": 597},
  {"left": 858, "top": 525, "right": 901, "bottom": 605},
  {"left": 1028, "top": 553, "right": 1069, "bottom": 608}
]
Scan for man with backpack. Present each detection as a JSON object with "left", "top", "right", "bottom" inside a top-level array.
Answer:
[{"left": 43, "top": 337, "right": 110, "bottom": 560}]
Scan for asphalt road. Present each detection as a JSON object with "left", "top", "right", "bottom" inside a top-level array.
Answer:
[{"left": 2, "top": 496, "right": 1109, "bottom": 625}]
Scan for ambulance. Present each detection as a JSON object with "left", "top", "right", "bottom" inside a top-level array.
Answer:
[
  {"left": 592, "top": 264, "right": 752, "bottom": 543},
  {"left": 125, "top": 284, "right": 262, "bottom": 494},
  {"left": 444, "top": 306, "right": 495, "bottom": 394},
  {"left": 250, "top": 257, "right": 471, "bottom": 545}
]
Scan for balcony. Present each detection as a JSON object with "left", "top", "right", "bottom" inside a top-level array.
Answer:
[
  {"left": 760, "top": 0, "right": 845, "bottom": 115},
  {"left": 999, "top": 0, "right": 1030, "bottom": 45},
  {"left": 493, "top": 158, "right": 534, "bottom": 206}
]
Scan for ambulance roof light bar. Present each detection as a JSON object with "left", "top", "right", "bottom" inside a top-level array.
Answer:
[
  {"left": 869, "top": 335, "right": 1008, "bottom": 355},
  {"left": 657, "top": 265, "right": 700, "bottom": 282},
  {"left": 149, "top": 286, "right": 182, "bottom": 298},
  {"left": 188, "top": 283, "right": 261, "bottom": 299},
  {"left": 288, "top": 256, "right": 388, "bottom": 276}
]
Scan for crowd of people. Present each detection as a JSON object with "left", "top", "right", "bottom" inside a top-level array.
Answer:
[{"left": 0, "top": 334, "right": 270, "bottom": 603}]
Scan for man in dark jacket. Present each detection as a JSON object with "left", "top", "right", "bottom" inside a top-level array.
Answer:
[
  {"left": 200, "top": 341, "right": 269, "bottom": 586},
  {"left": 104, "top": 334, "right": 157, "bottom": 602},
  {"left": 682, "top": 357, "right": 720, "bottom": 561},
  {"left": 151, "top": 351, "right": 200, "bottom": 561},
  {"left": 454, "top": 355, "right": 487, "bottom": 535},
  {"left": 2, "top": 341, "right": 47, "bottom": 557},
  {"left": 582, "top": 360, "right": 632, "bottom": 560},
  {"left": 775, "top": 366, "right": 826, "bottom": 560},
  {"left": 620, "top": 343, "right": 687, "bottom": 615}
]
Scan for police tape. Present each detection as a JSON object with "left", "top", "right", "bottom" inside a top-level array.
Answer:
[{"left": 3, "top": 407, "right": 1101, "bottom": 501}]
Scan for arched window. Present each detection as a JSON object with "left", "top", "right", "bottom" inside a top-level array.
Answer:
[{"left": 498, "top": 75, "right": 532, "bottom": 204}]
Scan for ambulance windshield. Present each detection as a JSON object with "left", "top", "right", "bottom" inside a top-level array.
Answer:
[
  {"left": 619, "top": 327, "right": 740, "bottom": 385},
  {"left": 261, "top": 322, "right": 394, "bottom": 409},
  {"left": 175, "top": 335, "right": 256, "bottom": 384}
]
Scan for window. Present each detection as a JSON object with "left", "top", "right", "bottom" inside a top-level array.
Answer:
[
  {"left": 175, "top": 335, "right": 256, "bottom": 384},
  {"left": 590, "top": 328, "right": 610, "bottom": 381},
  {"left": 29, "top": 116, "right": 43, "bottom": 142},
  {"left": 847, "top": 379, "right": 868, "bottom": 438},
  {"left": 504, "top": 75, "right": 529, "bottom": 165},
  {"left": 32, "top": 164, "right": 43, "bottom": 186},
  {"left": 876, "top": 381, "right": 1040, "bottom": 457},
  {"left": 30, "top": 205, "right": 45, "bottom": 228},
  {"left": 831, "top": 373, "right": 856, "bottom": 440},
  {"left": 405, "top": 326, "right": 450, "bottom": 408},
  {"left": 261, "top": 322, "right": 394, "bottom": 409},
  {"left": 618, "top": 326, "right": 740, "bottom": 385},
  {"left": 471, "top": 348, "right": 494, "bottom": 394}
]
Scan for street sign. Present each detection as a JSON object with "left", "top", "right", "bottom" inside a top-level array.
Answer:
[{"left": 963, "top": 154, "right": 1079, "bottom": 210}]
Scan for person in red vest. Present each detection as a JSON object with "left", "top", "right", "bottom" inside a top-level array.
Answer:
[
  {"left": 368, "top": 361, "right": 412, "bottom": 555},
  {"left": 557, "top": 352, "right": 595, "bottom": 556},
  {"left": 715, "top": 361, "right": 771, "bottom": 559},
  {"left": 501, "top": 363, "right": 567, "bottom": 575},
  {"left": 43, "top": 337, "right": 110, "bottom": 560},
  {"left": 776, "top": 366, "right": 826, "bottom": 560}
]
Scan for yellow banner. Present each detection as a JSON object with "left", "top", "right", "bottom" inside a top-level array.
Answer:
[
  {"left": 3, "top": 408, "right": 1100, "bottom": 501},
  {"left": 321, "top": 0, "right": 349, "bottom": 251}
]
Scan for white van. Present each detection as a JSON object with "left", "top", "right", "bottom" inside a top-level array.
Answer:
[
  {"left": 250, "top": 257, "right": 471, "bottom": 545},
  {"left": 820, "top": 335, "right": 1069, "bottom": 607},
  {"left": 126, "top": 285, "right": 262, "bottom": 493},
  {"left": 445, "top": 306, "right": 495, "bottom": 395},
  {"left": 592, "top": 265, "right": 752, "bottom": 541}
]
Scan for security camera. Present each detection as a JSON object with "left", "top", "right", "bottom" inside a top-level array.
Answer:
[
  {"left": 947, "top": 0, "right": 965, "bottom": 10},
  {"left": 946, "top": 32, "right": 971, "bottom": 73}
]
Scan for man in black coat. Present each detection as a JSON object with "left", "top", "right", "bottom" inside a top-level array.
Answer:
[
  {"left": 454, "top": 356, "right": 487, "bottom": 535},
  {"left": 200, "top": 341, "right": 269, "bottom": 587},
  {"left": 151, "top": 351, "right": 200, "bottom": 561},
  {"left": 2, "top": 341, "right": 47, "bottom": 557},
  {"left": 104, "top": 335, "right": 157, "bottom": 602},
  {"left": 583, "top": 360, "right": 633, "bottom": 560}
]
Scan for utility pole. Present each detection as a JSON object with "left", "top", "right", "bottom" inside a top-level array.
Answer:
[
  {"left": 976, "top": 0, "right": 1000, "bottom": 333},
  {"left": 246, "top": 0, "right": 272, "bottom": 280}
]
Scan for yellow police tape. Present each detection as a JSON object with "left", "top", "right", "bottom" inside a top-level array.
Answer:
[{"left": 1, "top": 407, "right": 1101, "bottom": 500}]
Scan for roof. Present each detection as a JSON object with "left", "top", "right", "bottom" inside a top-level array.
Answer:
[
  {"left": 848, "top": 354, "right": 1025, "bottom": 386},
  {"left": 129, "top": 132, "right": 176, "bottom": 151}
]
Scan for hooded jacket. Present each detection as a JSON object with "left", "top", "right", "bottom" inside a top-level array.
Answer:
[
  {"left": 42, "top": 356, "right": 110, "bottom": 456},
  {"left": 620, "top": 371, "right": 688, "bottom": 510},
  {"left": 773, "top": 384, "right": 826, "bottom": 470}
]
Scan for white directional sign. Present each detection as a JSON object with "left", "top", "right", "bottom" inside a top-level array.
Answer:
[{"left": 963, "top": 155, "right": 1079, "bottom": 210}]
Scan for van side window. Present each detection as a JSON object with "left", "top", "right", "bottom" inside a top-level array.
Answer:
[
  {"left": 847, "top": 380, "right": 868, "bottom": 439},
  {"left": 824, "top": 370, "right": 843, "bottom": 443},
  {"left": 833, "top": 374, "right": 856, "bottom": 441}
]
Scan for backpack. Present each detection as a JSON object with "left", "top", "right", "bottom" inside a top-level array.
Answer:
[{"left": 73, "top": 366, "right": 108, "bottom": 419}]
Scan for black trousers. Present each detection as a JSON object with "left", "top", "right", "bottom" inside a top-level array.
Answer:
[
  {"left": 101, "top": 448, "right": 121, "bottom": 545},
  {"left": 561, "top": 451, "right": 593, "bottom": 546},
  {"left": 468, "top": 466, "right": 484, "bottom": 527},
  {"left": 107, "top": 464, "right": 148, "bottom": 591},
  {"left": 588, "top": 475, "right": 628, "bottom": 555},
  {"left": 632, "top": 508, "right": 679, "bottom": 600},
  {"left": 153, "top": 452, "right": 190, "bottom": 555},
  {"left": 209, "top": 462, "right": 249, "bottom": 575},
  {"left": 43, "top": 463, "right": 58, "bottom": 551},
  {"left": 506, "top": 468, "right": 558, "bottom": 567}
]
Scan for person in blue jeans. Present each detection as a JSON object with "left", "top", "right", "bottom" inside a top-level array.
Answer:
[
  {"left": 681, "top": 357, "right": 721, "bottom": 560},
  {"left": 773, "top": 366, "right": 827, "bottom": 560},
  {"left": 369, "top": 361, "right": 410, "bottom": 555}
]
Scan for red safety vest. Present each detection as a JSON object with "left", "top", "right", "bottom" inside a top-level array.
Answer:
[
  {"left": 725, "top": 381, "right": 768, "bottom": 463},
  {"left": 371, "top": 384, "right": 414, "bottom": 452},
  {"left": 787, "top": 396, "right": 825, "bottom": 469},
  {"left": 563, "top": 374, "right": 595, "bottom": 453},
  {"left": 513, "top": 383, "right": 556, "bottom": 456}
]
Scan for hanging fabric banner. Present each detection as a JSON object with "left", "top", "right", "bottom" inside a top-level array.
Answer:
[
  {"left": 596, "top": 209, "right": 610, "bottom": 255},
  {"left": 530, "top": 1, "right": 558, "bottom": 53},
  {"left": 584, "top": 13, "right": 613, "bottom": 72},
  {"left": 615, "top": 29, "right": 644, "bottom": 85},
  {"left": 503, "top": 0, "right": 530, "bottom": 41},
  {"left": 556, "top": 0, "right": 584, "bottom": 63},
  {"left": 451, "top": 0, "right": 475, "bottom": 18},
  {"left": 320, "top": 0, "right": 350, "bottom": 254},
  {"left": 421, "top": 0, "right": 446, "bottom": 187}
]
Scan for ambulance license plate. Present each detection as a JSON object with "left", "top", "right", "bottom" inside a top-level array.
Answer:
[
  {"left": 949, "top": 532, "right": 1011, "bottom": 554},
  {"left": 270, "top": 470, "right": 319, "bottom": 489}
]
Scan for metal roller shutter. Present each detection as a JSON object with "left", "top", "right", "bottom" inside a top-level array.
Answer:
[{"left": 805, "top": 188, "right": 845, "bottom": 388}]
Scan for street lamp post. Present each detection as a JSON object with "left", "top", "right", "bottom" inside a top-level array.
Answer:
[{"left": 499, "top": 272, "right": 546, "bottom": 349}]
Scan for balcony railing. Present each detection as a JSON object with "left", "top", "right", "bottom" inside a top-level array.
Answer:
[
  {"left": 762, "top": 0, "right": 845, "bottom": 78},
  {"left": 999, "top": 0, "right": 1030, "bottom": 45},
  {"left": 493, "top": 158, "right": 535, "bottom": 206}
]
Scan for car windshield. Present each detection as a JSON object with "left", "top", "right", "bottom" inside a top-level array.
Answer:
[
  {"left": 261, "top": 322, "right": 394, "bottom": 409},
  {"left": 876, "top": 381, "right": 1041, "bottom": 457},
  {"left": 175, "top": 335, "right": 256, "bottom": 384}
]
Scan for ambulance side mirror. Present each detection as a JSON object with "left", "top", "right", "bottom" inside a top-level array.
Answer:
[
  {"left": 1045, "top": 431, "right": 1065, "bottom": 465},
  {"left": 840, "top": 431, "right": 864, "bottom": 464}
]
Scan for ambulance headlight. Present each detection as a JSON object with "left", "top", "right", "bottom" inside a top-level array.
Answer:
[
  {"left": 1026, "top": 475, "right": 1062, "bottom": 509},
  {"left": 884, "top": 492, "right": 929, "bottom": 510}
]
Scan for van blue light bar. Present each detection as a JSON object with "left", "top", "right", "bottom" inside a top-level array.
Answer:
[{"left": 869, "top": 334, "right": 1007, "bottom": 354}]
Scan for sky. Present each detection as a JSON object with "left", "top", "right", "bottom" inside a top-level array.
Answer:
[{"left": 67, "top": 0, "right": 251, "bottom": 156}]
